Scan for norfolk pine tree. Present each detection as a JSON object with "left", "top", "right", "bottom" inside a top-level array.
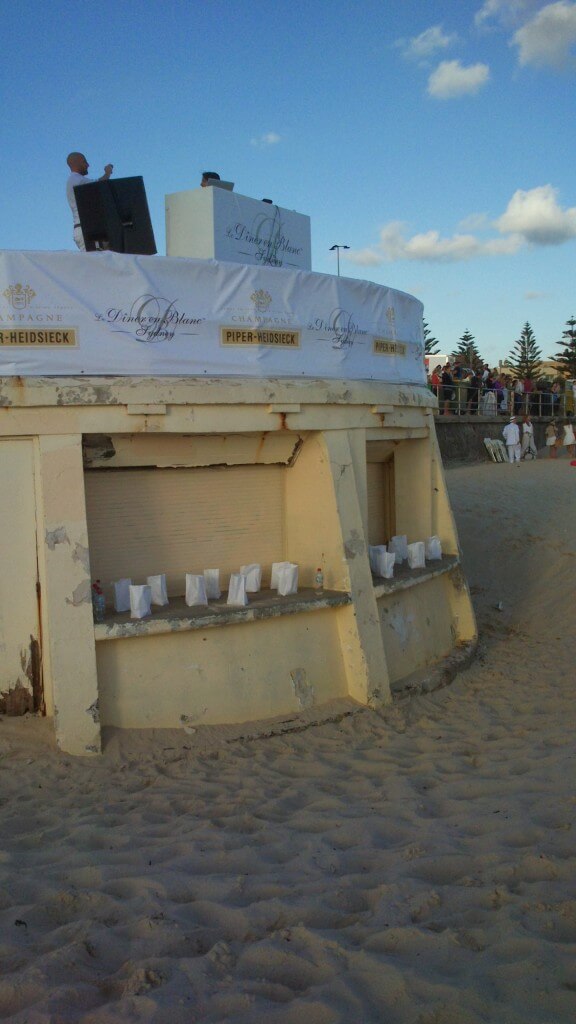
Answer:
[
  {"left": 549, "top": 316, "right": 576, "bottom": 378},
  {"left": 423, "top": 319, "right": 441, "bottom": 355},
  {"left": 506, "top": 323, "right": 543, "bottom": 380},
  {"left": 452, "top": 330, "right": 483, "bottom": 370}
]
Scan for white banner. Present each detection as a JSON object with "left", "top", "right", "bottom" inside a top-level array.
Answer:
[{"left": 0, "top": 251, "right": 425, "bottom": 383}]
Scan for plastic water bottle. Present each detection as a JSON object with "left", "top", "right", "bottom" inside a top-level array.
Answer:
[
  {"left": 92, "top": 580, "right": 106, "bottom": 623},
  {"left": 314, "top": 568, "right": 324, "bottom": 595}
]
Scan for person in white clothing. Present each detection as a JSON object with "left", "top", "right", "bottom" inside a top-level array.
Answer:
[
  {"left": 66, "top": 152, "right": 113, "bottom": 251},
  {"left": 562, "top": 418, "right": 576, "bottom": 458},
  {"left": 502, "top": 416, "right": 521, "bottom": 464},
  {"left": 521, "top": 415, "right": 537, "bottom": 459}
]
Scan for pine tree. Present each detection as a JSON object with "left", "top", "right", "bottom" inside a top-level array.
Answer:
[
  {"left": 549, "top": 316, "right": 576, "bottom": 378},
  {"left": 423, "top": 319, "right": 440, "bottom": 355},
  {"left": 452, "top": 330, "right": 483, "bottom": 370},
  {"left": 506, "top": 323, "right": 543, "bottom": 380}
]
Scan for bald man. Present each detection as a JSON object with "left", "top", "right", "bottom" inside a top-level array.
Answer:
[{"left": 66, "top": 152, "right": 113, "bottom": 251}]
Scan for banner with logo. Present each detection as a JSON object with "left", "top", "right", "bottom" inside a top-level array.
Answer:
[
  {"left": 166, "top": 188, "right": 312, "bottom": 270},
  {"left": 0, "top": 251, "right": 425, "bottom": 383}
]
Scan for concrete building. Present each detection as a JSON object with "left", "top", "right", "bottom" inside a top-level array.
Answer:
[{"left": 0, "top": 249, "right": 476, "bottom": 754}]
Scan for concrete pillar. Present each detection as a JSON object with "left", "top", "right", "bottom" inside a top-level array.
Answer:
[
  {"left": 36, "top": 435, "right": 101, "bottom": 754},
  {"left": 322, "top": 429, "right": 392, "bottom": 705}
]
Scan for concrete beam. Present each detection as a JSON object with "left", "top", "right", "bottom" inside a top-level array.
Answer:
[{"left": 35, "top": 435, "right": 100, "bottom": 755}]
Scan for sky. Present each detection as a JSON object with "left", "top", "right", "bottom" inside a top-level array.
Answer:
[{"left": 2, "top": 0, "right": 576, "bottom": 366}]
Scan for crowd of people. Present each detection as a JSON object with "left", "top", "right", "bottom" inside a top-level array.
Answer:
[
  {"left": 428, "top": 358, "right": 572, "bottom": 418},
  {"left": 427, "top": 358, "right": 576, "bottom": 465}
]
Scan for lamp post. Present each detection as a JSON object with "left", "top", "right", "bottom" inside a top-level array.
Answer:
[{"left": 329, "top": 244, "right": 349, "bottom": 277}]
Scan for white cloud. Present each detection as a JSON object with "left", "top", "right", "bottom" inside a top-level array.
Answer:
[
  {"left": 381, "top": 224, "right": 521, "bottom": 262},
  {"left": 495, "top": 184, "right": 576, "bottom": 242},
  {"left": 345, "top": 184, "right": 576, "bottom": 266},
  {"left": 347, "top": 222, "right": 521, "bottom": 265},
  {"left": 512, "top": 1, "right": 576, "bottom": 68},
  {"left": 398, "top": 25, "right": 457, "bottom": 61},
  {"left": 250, "top": 132, "right": 281, "bottom": 147},
  {"left": 427, "top": 59, "right": 490, "bottom": 98},
  {"left": 475, "top": 0, "right": 539, "bottom": 28},
  {"left": 458, "top": 212, "right": 489, "bottom": 230},
  {"left": 345, "top": 247, "right": 383, "bottom": 267}
]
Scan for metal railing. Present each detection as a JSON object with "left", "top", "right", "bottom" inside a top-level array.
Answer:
[{"left": 433, "top": 385, "right": 567, "bottom": 418}]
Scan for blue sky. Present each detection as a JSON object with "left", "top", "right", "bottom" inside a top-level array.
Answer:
[{"left": 3, "top": 0, "right": 576, "bottom": 365}]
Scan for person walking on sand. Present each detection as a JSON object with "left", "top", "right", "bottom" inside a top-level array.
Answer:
[
  {"left": 545, "top": 419, "right": 559, "bottom": 458},
  {"left": 521, "top": 415, "right": 537, "bottom": 460},
  {"left": 561, "top": 417, "right": 576, "bottom": 458},
  {"left": 502, "top": 416, "right": 521, "bottom": 464}
]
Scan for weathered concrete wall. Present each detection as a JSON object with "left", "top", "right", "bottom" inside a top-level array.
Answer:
[{"left": 0, "top": 376, "right": 477, "bottom": 754}]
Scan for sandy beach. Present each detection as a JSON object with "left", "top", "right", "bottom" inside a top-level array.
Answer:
[{"left": 1, "top": 455, "right": 575, "bottom": 1023}]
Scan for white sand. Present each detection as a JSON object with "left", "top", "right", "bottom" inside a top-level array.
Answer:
[{"left": 1, "top": 457, "right": 575, "bottom": 1023}]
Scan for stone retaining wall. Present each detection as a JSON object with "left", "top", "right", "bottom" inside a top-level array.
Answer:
[{"left": 435, "top": 416, "right": 547, "bottom": 463}]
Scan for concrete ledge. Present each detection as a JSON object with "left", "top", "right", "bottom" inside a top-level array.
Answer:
[
  {"left": 391, "top": 638, "right": 478, "bottom": 697},
  {"left": 373, "top": 555, "right": 460, "bottom": 597},
  {"left": 94, "top": 588, "right": 351, "bottom": 641},
  {"left": 0, "top": 376, "right": 436, "bottom": 410}
]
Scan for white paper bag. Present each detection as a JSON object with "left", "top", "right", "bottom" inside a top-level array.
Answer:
[
  {"left": 407, "top": 541, "right": 426, "bottom": 569},
  {"left": 113, "top": 578, "right": 132, "bottom": 613},
  {"left": 203, "top": 568, "right": 221, "bottom": 599},
  {"left": 271, "top": 561, "right": 291, "bottom": 589},
  {"left": 378, "top": 551, "right": 396, "bottom": 579},
  {"left": 185, "top": 574, "right": 208, "bottom": 607},
  {"left": 277, "top": 563, "right": 298, "bottom": 596},
  {"left": 369, "top": 545, "right": 388, "bottom": 575},
  {"left": 425, "top": 535, "right": 443, "bottom": 561},
  {"left": 240, "top": 563, "right": 262, "bottom": 592},
  {"left": 147, "top": 574, "right": 168, "bottom": 606},
  {"left": 388, "top": 535, "right": 409, "bottom": 563},
  {"left": 227, "top": 572, "right": 248, "bottom": 606},
  {"left": 129, "top": 584, "right": 152, "bottom": 619}
]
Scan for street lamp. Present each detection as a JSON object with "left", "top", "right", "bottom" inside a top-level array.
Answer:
[{"left": 329, "top": 244, "right": 350, "bottom": 277}]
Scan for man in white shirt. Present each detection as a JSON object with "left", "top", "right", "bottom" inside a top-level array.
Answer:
[
  {"left": 66, "top": 152, "right": 113, "bottom": 251},
  {"left": 502, "top": 416, "right": 521, "bottom": 464}
]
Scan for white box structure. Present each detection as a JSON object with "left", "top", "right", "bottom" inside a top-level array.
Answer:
[{"left": 165, "top": 187, "right": 311, "bottom": 270}]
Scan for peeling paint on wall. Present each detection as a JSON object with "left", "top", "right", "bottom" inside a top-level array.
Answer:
[
  {"left": 344, "top": 530, "right": 365, "bottom": 559},
  {"left": 56, "top": 384, "right": 117, "bottom": 407},
  {"left": 86, "top": 699, "right": 100, "bottom": 723},
  {"left": 0, "top": 681, "right": 33, "bottom": 715},
  {"left": 72, "top": 543, "right": 91, "bottom": 573},
  {"left": 65, "top": 578, "right": 91, "bottom": 606},
  {"left": 45, "top": 526, "right": 69, "bottom": 550},
  {"left": 290, "top": 667, "right": 315, "bottom": 709},
  {"left": 181, "top": 710, "right": 207, "bottom": 730},
  {"left": 450, "top": 567, "right": 468, "bottom": 593}
]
